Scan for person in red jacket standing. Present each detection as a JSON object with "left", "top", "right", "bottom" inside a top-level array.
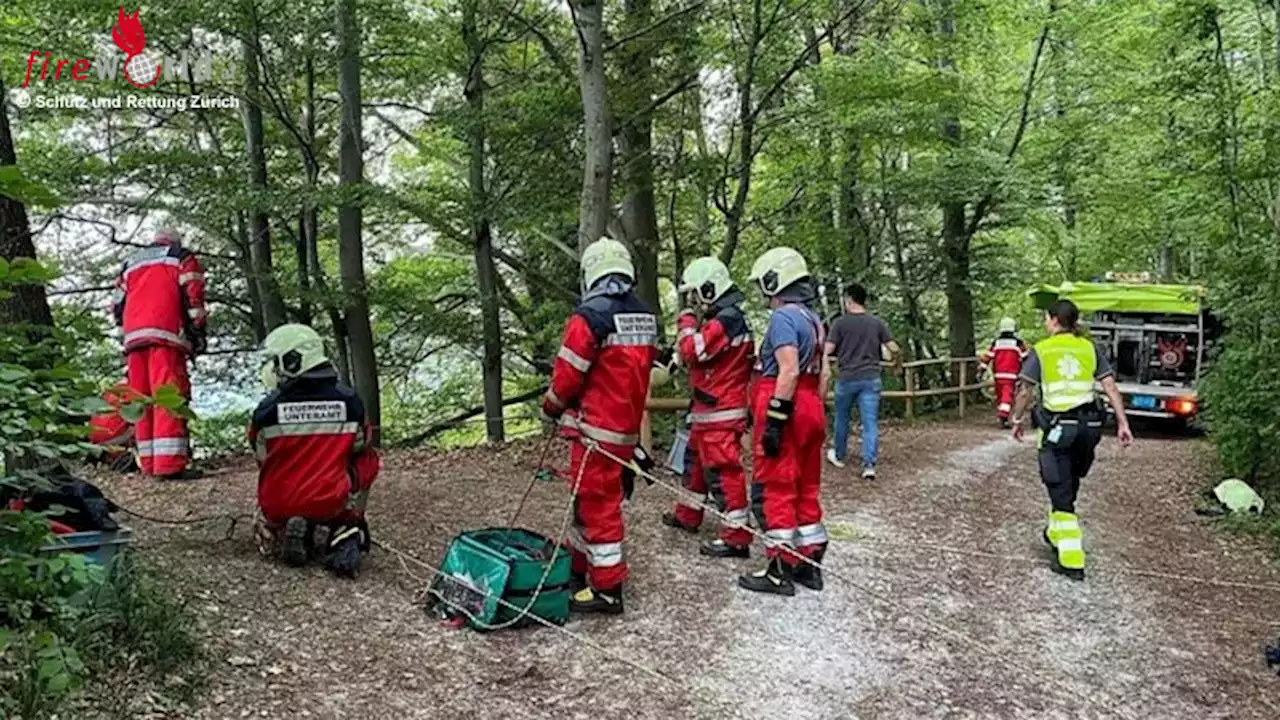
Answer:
[
  {"left": 112, "top": 228, "right": 207, "bottom": 480},
  {"left": 541, "top": 237, "right": 657, "bottom": 615},
  {"left": 250, "top": 324, "right": 380, "bottom": 578},
  {"left": 740, "top": 247, "right": 829, "bottom": 596},
  {"left": 661, "top": 256, "right": 754, "bottom": 559},
  {"left": 979, "top": 317, "right": 1028, "bottom": 428}
]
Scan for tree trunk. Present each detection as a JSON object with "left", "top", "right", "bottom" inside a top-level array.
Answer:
[
  {"left": 572, "top": 0, "right": 612, "bottom": 254},
  {"left": 241, "top": 26, "right": 288, "bottom": 331},
  {"left": 464, "top": 0, "right": 504, "bottom": 443},
  {"left": 690, "top": 81, "right": 713, "bottom": 257},
  {"left": 618, "top": 0, "right": 662, "bottom": 322},
  {"left": 937, "top": 0, "right": 975, "bottom": 359},
  {"left": 232, "top": 212, "right": 267, "bottom": 341},
  {"left": 336, "top": 0, "right": 381, "bottom": 442},
  {"left": 718, "top": 0, "right": 762, "bottom": 267},
  {"left": 834, "top": 2, "right": 870, "bottom": 282},
  {"left": 0, "top": 75, "right": 53, "bottom": 332}
]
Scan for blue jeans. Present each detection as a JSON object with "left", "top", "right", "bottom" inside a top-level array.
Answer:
[{"left": 833, "top": 378, "right": 881, "bottom": 466}]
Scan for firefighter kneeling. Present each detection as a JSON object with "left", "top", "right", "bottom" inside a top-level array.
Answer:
[
  {"left": 740, "top": 247, "right": 829, "bottom": 596},
  {"left": 661, "top": 256, "right": 754, "bottom": 558},
  {"left": 541, "top": 237, "right": 657, "bottom": 616},
  {"left": 250, "top": 324, "right": 381, "bottom": 579}
]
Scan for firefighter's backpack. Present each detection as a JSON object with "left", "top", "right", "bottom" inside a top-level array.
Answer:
[{"left": 429, "top": 528, "right": 571, "bottom": 629}]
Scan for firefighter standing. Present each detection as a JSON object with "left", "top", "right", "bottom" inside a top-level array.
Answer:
[
  {"left": 112, "top": 228, "right": 207, "bottom": 480},
  {"left": 661, "top": 257, "right": 754, "bottom": 558},
  {"left": 1011, "top": 300, "right": 1133, "bottom": 581},
  {"left": 740, "top": 247, "right": 829, "bottom": 596},
  {"left": 980, "top": 317, "right": 1028, "bottom": 427},
  {"left": 250, "top": 324, "right": 380, "bottom": 578},
  {"left": 541, "top": 237, "right": 657, "bottom": 615}
]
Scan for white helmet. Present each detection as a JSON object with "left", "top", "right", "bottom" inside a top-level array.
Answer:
[
  {"left": 580, "top": 237, "right": 635, "bottom": 291},
  {"left": 998, "top": 317, "right": 1017, "bottom": 334},
  {"left": 260, "top": 324, "right": 329, "bottom": 388},
  {"left": 679, "top": 256, "right": 735, "bottom": 306},
  {"left": 748, "top": 246, "right": 809, "bottom": 297}
]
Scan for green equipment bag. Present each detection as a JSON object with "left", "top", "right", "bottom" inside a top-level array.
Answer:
[{"left": 429, "top": 528, "right": 571, "bottom": 630}]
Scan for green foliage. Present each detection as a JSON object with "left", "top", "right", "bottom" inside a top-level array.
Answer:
[
  {"left": 190, "top": 408, "right": 252, "bottom": 458},
  {"left": 0, "top": 268, "right": 204, "bottom": 717}
]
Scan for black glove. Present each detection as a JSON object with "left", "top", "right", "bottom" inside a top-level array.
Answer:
[
  {"left": 621, "top": 446, "right": 656, "bottom": 500},
  {"left": 761, "top": 397, "right": 792, "bottom": 458},
  {"left": 191, "top": 329, "right": 208, "bottom": 355}
]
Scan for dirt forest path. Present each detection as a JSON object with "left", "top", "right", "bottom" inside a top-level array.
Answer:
[{"left": 94, "top": 421, "right": 1280, "bottom": 719}]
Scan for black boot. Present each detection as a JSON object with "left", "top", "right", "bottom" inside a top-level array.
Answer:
[
  {"left": 325, "top": 523, "right": 365, "bottom": 579},
  {"left": 569, "top": 571, "right": 587, "bottom": 592},
  {"left": 1050, "top": 561, "right": 1085, "bottom": 582},
  {"left": 792, "top": 547, "right": 825, "bottom": 591},
  {"left": 661, "top": 512, "right": 700, "bottom": 534},
  {"left": 159, "top": 467, "right": 205, "bottom": 482},
  {"left": 280, "top": 516, "right": 310, "bottom": 567},
  {"left": 700, "top": 538, "right": 749, "bottom": 559},
  {"left": 737, "top": 557, "right": 795, "bottom": 596},
  {"left": 570, "top": 585, "right": 624, "bottom": 615}
]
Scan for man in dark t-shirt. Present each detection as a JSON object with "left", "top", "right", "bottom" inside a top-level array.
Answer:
[{"left": 823, "top": 283, "right": 900, "bottom": 478}]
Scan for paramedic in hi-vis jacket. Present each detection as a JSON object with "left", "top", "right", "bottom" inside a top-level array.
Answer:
[{"left": 1010, "top": 299, "right": 1133, "bottom": 581}]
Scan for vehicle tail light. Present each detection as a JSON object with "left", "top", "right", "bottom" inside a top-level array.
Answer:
[{"left": 1167, "top": 398, "right": 1197, "bottom": 417}]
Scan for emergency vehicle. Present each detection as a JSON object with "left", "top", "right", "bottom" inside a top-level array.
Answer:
[{"left": 1029, "top": 274, "right": 1215, "bottom": 426}]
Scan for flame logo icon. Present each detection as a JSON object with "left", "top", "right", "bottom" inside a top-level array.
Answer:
[{"left": 112, "top": 7, "right": 162, "bottom": 88}]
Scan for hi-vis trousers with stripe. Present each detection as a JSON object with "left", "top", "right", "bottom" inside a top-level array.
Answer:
[{"left": 126, "top": 345, "right": 191, "bottom": 476}]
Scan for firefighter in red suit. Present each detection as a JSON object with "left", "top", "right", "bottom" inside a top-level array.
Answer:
[
  {"left": 250, "top": 324, "right": 380, "bottom": 578},
  {"left": 661, "top": 256, "right": 755, "bottom": 558},
  {"left": 541, "top": 237, "right": 657, "bottom": 615},
  {"left": 740, "top": 247, "right": 829, "bottom": 596},
  {"left": 979, "top": 317, "right": 1028, "bottom": 428},
  {"left": 89, "top": 384, "right": 144, "bottom": 472},
  {"left": 111, "top": 228, "right": 207, "bottom": 480}
]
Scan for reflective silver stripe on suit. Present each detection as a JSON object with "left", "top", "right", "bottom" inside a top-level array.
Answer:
[
  {"left": 557, "top": 345, "right": 592, "bottom": 372},
  {"left": 586, "top": 542, "right": 623, "bottom": 567},
  {"left": 259, "top": 421, "right": 359, "bottom": 440},
  {"left": 544, "top": 388, "right": 565, "bottom": 409},
  {"left": 693, "top": 333, "right": 707, "bottom": 360},
  {"left": 994, "top": 338, "right": 1021, "bottom": 349},
  {"left": 730, "top": 334, "right": 750, "bottom": 346},
  {"left": 993, "top": 372, "right": 1019, "bottom": 380},
  {"left": 178, "top": 271, "right": 204, "bottom": 285},
  {"left": 124, "top": 328, "right": 190, "bottom": 349},
  {"left": 690, "top": 407, "right": 748, "bottom": 425},
  {"left": 123, "top": 256, "right": 180, "bottom": 278},
  {"left": 796, "top": 522, "right": 828, "bottom": 547},
  {"left": 722, "top": 508, "right": 750, "bottom": 527},
  {"left": 135, "top": 439, "right": 154, "bottom": 457},
  {"left": 765, "top": 528, "right": 796, "bottom": 545},
  {"left": 149, "top": 437, "right": 189, "bottom": 457},
  {"left": 678, "top": 327, "right": 696, "bottom": 339},
  {"left": 603, "top": 332, "right": 658, "bottom": 347},
  {"left": 566, "top": 420, "right": 639, "bottom": 446}
]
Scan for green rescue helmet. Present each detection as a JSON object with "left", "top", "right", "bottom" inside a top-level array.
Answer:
[
  {"left": 260, "top": 323, "right": 329, "bottom": 389},
  {"left": 748, "top": 246, "right": 809, "bottom": 297},
  {"left": 679, "top": 256, "right": 735, "bottom": 306},
  {"left": 999, "top": 317, "right": 1017, "bottom": 334},
  {"left": 580, "top": 237, "right": 635, "bottom": 292}
]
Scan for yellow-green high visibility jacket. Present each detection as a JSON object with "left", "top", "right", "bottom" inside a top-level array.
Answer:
[{"left": 1035, "top": 333, "right": 1098, "bottom": 413}]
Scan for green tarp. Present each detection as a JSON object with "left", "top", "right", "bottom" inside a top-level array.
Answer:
[{"left": 1029, "top": 282, "right": 1204, "bottom": 316}]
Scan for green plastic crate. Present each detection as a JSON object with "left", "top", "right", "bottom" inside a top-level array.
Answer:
[
  {"left": 431, "top": 527, "right": 571, "bottom": 630},
  {"left": 38, "top": 527, "right": 134, "bottom": 566}
]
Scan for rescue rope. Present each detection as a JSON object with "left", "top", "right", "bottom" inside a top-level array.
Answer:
[
  {"left": 374, "top": 535, "right": 748, "bottom": 720},
  {"left": 115, "top": 504, "right": 250, "bottom": 540},
  {"left": 583, "top": 438, "right": 1139, "bottom": 720},
  {"left": 446, "top": 437, "right": 587, "bottom": 632}
]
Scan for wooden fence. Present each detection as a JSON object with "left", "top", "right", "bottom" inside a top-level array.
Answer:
[{"left": 641, "top": 356, "right": 991, "bottom": 450}]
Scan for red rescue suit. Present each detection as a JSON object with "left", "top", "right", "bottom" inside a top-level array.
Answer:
[
  {"left": 753, "top": 303, "right": 827, "bottom": 568},
  {"left": 112, "top": 241, "right": 207, "bottom": 475},
  {"left": 89, "top": 384, "right": 145, "bottom": 460},
  {"left": 671, "top": 297, "right": 753, "bottom": 547},
  {"left": 249, "top": 368, "right": 380, "bottom": 527},
  {"left": 542, "top": 282, "right": 657, "bottom": 591},
  {"left": 980, "top": 333, "right": 1028, "bottom": 420}
]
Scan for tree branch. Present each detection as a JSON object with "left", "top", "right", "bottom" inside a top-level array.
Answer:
[
  {"left": 603, "top": 2, "right": 706, "bottom": 52},
  {"left": 965, "top": 23, "right": 1049, "bottom": 239},
  {"left": 397, "top": 385, "right": 547, "bottom": 447}
]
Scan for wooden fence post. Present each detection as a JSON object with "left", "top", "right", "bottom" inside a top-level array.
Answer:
[
  {"left": 958, "top": 359, "right": 968, "bottom": 419},
  {"left": 905, "top": 366, "right": 916, "bottom": 421}
]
